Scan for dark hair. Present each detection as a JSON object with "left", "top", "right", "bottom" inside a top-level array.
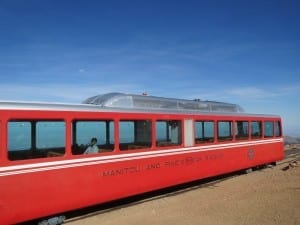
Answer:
[{"left": 91, "top": 137, "right": 97, "bottom": 143}]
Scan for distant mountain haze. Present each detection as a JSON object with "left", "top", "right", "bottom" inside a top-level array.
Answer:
[{"left": 284, "top": 136, "right": 300, "bottom": 145}]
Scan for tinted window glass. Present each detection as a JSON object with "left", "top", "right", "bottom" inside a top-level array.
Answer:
[
  {"left": 236, "top": 121, "right": 249, "bottom": 140},
  {"left": 156, "top": 120, "right": 181, "bottom": 147},
  {"left": 119, "top": 121, "right": 134, "bottom": 143},
  {"left": 251, "top": 121, "right": 262, "bottom": 138},
  {"left": 264, "top": 121, "right": 274, "bottom": 137},
  {"left": 8, "top": 120, "right": 65, "bottom": 161},
  {"left": 274, "top": 121, "right": 281, "bottom": 137},
  {"left": 119, "top": 120, "right": 152, "bottom": 150},
  {"left": 72, "top": 120, "right": 114, "bottom": 154},
  {"left": 195, "top": 121, "right": 214, "bottom": 143},
  {"left": 8, "top": 122, "right": 31, "bottom": 151},
  {"left": 37, "top": 121, "right": 65, "bottom": 148},
  {"left": 218, "top": 121, "right": 233, "bottom": 141}
]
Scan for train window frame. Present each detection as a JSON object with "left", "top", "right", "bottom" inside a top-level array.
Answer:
[
  {"left": 7, "top": 120, "right": 66, "bottom": 161},
  {"left": 156, "top": 120, "right": 182, "bottom": 147},
  {"left": 194, "top": 120, "right": 215, "bottom": 144},
  {"left": 251, "top": 121, "right": 262, "bottom": 139},
  {"left": 217, "top": 121, "right": 233, "bottom": 142},
  {"left": 119, "top": 119, "right": 152, "bottom": 151},
  {"left": 235, "top": 121, "right": 249, "bottom": 140},
  {"left": 71, "top": 120, "right": 115, "bottom": 155},
  {"left": 264, "top": 121, "right": 274, "bottom": 138}
]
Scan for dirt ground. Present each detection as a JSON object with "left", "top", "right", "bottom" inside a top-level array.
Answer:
[{"left": 65, "top": 149, "right": 300, "bottom": 225}]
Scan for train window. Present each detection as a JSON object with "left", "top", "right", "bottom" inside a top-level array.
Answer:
[
  {"left": 274, "top": 121, "right": 281, "bottom": 137},
  {"left": 119, "top": 120, "right": 152, "bottom": 150},
  {"left": 156, "top": 120, "right": 182, "bottom": 147},
  {"left": 235, "top": 121, "right": 249, "bottom": 140},
  {"left": 264, "top": 121, "right": 274, "bottom": 138},
  {"left": 8, "top": 122, "right": 31, "bottom": 151},
  {"left": 36, "top": 122, "right": 65, "bottom": 149},
  {"left": 217, "top": 121, "right": 233, "bottom": 141},
  {"left": 251, "top": 121, "right": 262, "bottom": 138},
  {"left": 195, "top": 121, "right": 214, "bottom": 143},
  {"left": 72, "top": 120, "right": 114, "bottom": 155},
  {"left": 8, "top": 120, "right": 65, "bottom": 161}
]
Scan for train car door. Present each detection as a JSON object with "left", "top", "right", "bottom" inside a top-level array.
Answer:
[{"left": 184, "top": 119, "right": 194, "bottom": 147}]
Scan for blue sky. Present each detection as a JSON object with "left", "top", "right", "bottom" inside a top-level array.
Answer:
[{"left": 0, "top": 0, "right": 299, "bottom": 136}]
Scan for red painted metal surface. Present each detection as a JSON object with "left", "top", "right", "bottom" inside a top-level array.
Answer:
[{"left": 0, "top": 108, "right": 284, "bottom": 224}]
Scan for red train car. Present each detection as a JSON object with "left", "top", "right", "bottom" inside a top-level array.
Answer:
[{"left": 0, "top": 93, "right": 284, "bottom": 224}]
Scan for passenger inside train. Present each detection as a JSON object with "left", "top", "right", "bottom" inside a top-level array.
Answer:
[{"left": 84, "top": 137, "right": 99, "bottom": 154}]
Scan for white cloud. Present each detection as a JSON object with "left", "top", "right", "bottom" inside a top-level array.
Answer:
[
  {"left": 78, "top": 68, "right": 86, "bottom": 73},
  {"left": 227, "top": 87, "right": 277, "bottom": 99},
  {"left": 280, "top": 84, "right": 300, "bottom": 95},
  {"left": 226, "top": 84, "right": 300, "bottom": 100}
]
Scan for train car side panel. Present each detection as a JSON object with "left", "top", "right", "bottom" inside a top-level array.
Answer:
[{"left": 0, "top": 138, "right": 283, "bottom": 224}]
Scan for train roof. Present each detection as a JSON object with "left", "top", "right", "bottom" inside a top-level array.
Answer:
[
  {"left": 82, "top": 92, "right": 244, "bottom": 113},
  {"left": 0, "top": 92, "right": 280, "bottom": 118}
]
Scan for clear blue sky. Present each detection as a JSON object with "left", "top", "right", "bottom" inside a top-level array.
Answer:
[{"left": 0, "top": 0, "right": 299, "bottom": 136}]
